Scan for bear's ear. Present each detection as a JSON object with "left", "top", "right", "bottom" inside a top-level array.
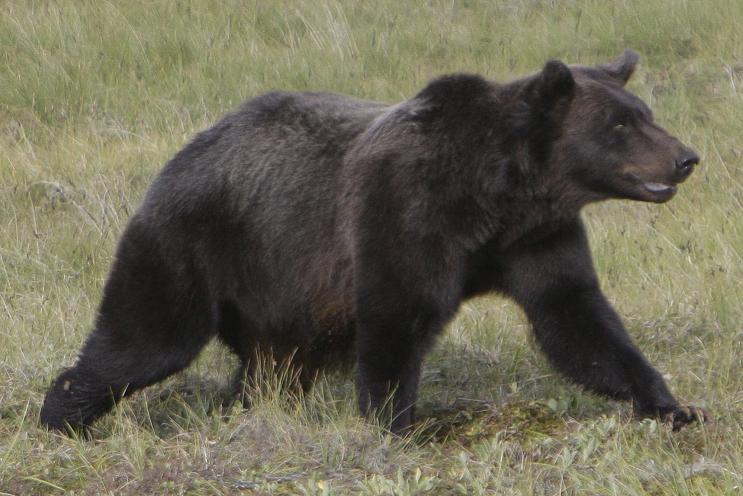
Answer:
[
  {"left": 535, "top": 59, "right": 575, "bottom": 107},
  {"left": 600, "top": 49, "right": 639, "bottom": 85}
]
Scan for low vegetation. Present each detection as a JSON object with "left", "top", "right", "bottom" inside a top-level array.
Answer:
[{"left": 1, "top": 1, "right": 742, "bottom": 494}]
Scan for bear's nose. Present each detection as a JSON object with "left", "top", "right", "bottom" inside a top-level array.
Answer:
[{"left": 675, "top": 150, "right": 700, "bottom": 173}]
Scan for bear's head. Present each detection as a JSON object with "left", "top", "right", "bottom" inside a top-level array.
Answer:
[{"left": 529, "top": 49, "right": 699, "bottom": 204}]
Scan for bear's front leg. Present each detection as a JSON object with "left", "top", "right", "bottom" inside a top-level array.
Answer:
[
  {"left": 499, "top": 219, "right": 708, "bottom": 429},
  {"left": 354, "top": 286, "right": 456, "bottom": 434},
  {"left": 355, "top": 317, "right": 423, "bottom": 434},
  {"left": 353, "top": 246, "right": 463, "bottom": 434}
]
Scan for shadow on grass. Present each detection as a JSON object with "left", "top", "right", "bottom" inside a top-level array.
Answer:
[
  {"left": 121, "top": 375, "right": 233, "bottom": 437},
  {"left": 414, "top": 337, "right": 623, "bottom": 447},
  {"left": 111, "top": 336, "right": 623, "bottom": 446}
]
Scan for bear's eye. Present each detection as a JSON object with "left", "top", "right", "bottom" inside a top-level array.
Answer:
[{"left": 609, "top": 111, "right": 632, "bottom": 131}]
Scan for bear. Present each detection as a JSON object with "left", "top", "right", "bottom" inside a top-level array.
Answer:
[{"left": 41, "top": 49, "right": 708, "bottom": 434}]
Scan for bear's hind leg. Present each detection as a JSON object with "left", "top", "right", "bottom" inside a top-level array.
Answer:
[
  {"left": 214, "top": 300, "right": 258, "bottom": 407},
  {"left": 41, "top": 326, "right": 213, "bottom": 432},
  {"left": 40, "top": 229, "right": 216, "bottom": 432}
]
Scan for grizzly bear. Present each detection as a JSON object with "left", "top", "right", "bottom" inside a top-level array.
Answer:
[{"left": 41, "top": 50, "right": 707, "bottom": 434}]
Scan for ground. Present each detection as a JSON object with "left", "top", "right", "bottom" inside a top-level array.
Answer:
[{"left": 1, "top": 1, "right": 743, "bottom": 494}]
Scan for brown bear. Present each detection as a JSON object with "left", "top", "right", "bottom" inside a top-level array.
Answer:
[{"left": 41, "top": 50, "right": 707, "bottom": 434}]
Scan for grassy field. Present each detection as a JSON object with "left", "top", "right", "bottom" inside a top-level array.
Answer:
[{"left": 2, "top": 0, "right": 742, "bottom": 494}]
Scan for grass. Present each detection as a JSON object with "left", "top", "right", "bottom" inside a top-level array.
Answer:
[{"left": 1, "top": 0, "right": 742, "bottom": 493}]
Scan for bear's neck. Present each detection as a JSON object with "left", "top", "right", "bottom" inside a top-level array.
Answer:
[
  {"left": 496, "top": 188, "right": 585, "bottom": 249},
  {"left": 464, "top": 172, "right": 591, "bottom": 251}
]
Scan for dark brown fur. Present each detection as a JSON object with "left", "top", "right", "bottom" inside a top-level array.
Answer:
[{"left": 41, "top": 51, "right": 707, "bottom": 434}]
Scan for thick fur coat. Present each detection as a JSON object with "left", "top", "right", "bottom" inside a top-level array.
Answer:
[{"left": 41, "top": 50, "right": 707, "bottom": 433}]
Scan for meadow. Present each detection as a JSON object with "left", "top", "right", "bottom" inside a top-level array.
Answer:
[{"left": 1, "top": 1, "right": 742, "bottom": 494}]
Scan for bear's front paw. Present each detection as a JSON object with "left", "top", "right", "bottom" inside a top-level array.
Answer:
[{"left": 661, "top": 405, "right": 710, "bottom": 431}]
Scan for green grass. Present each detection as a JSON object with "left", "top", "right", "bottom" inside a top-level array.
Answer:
[{"left": 2, "top": 0, "right": 742, "bottom": 493}]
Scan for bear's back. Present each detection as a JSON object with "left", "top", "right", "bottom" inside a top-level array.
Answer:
[{"left": 129, "top": 92, "right": 387, "bottom": 325}]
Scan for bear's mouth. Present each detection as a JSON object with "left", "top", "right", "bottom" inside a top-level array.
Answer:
[
  {"left": 623, "top": 174, "right": 679, "bottom": 202},
  {"left": 643, "top": 182, "right": 677, "bottom": 196}
]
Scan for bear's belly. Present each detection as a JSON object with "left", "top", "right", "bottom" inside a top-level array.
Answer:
[{"left": 304, "top": 297, "right": 357, "bottom": 370}]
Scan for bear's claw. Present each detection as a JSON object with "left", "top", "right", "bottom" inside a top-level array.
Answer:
[{"left": 662, "top": 405, "right": 710, "bottom": 431}]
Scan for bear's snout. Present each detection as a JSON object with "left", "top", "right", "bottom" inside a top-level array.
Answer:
[{"left": 674, "top": 149, "right": 700, "bottom": 181}]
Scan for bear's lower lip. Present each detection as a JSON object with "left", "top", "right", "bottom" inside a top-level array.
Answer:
[
  {"left": 623, "top": 174, "right": 679, "bottom": 202},
  {"left": 643, "top": 182, "right": 676, "bottom": 194}
]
